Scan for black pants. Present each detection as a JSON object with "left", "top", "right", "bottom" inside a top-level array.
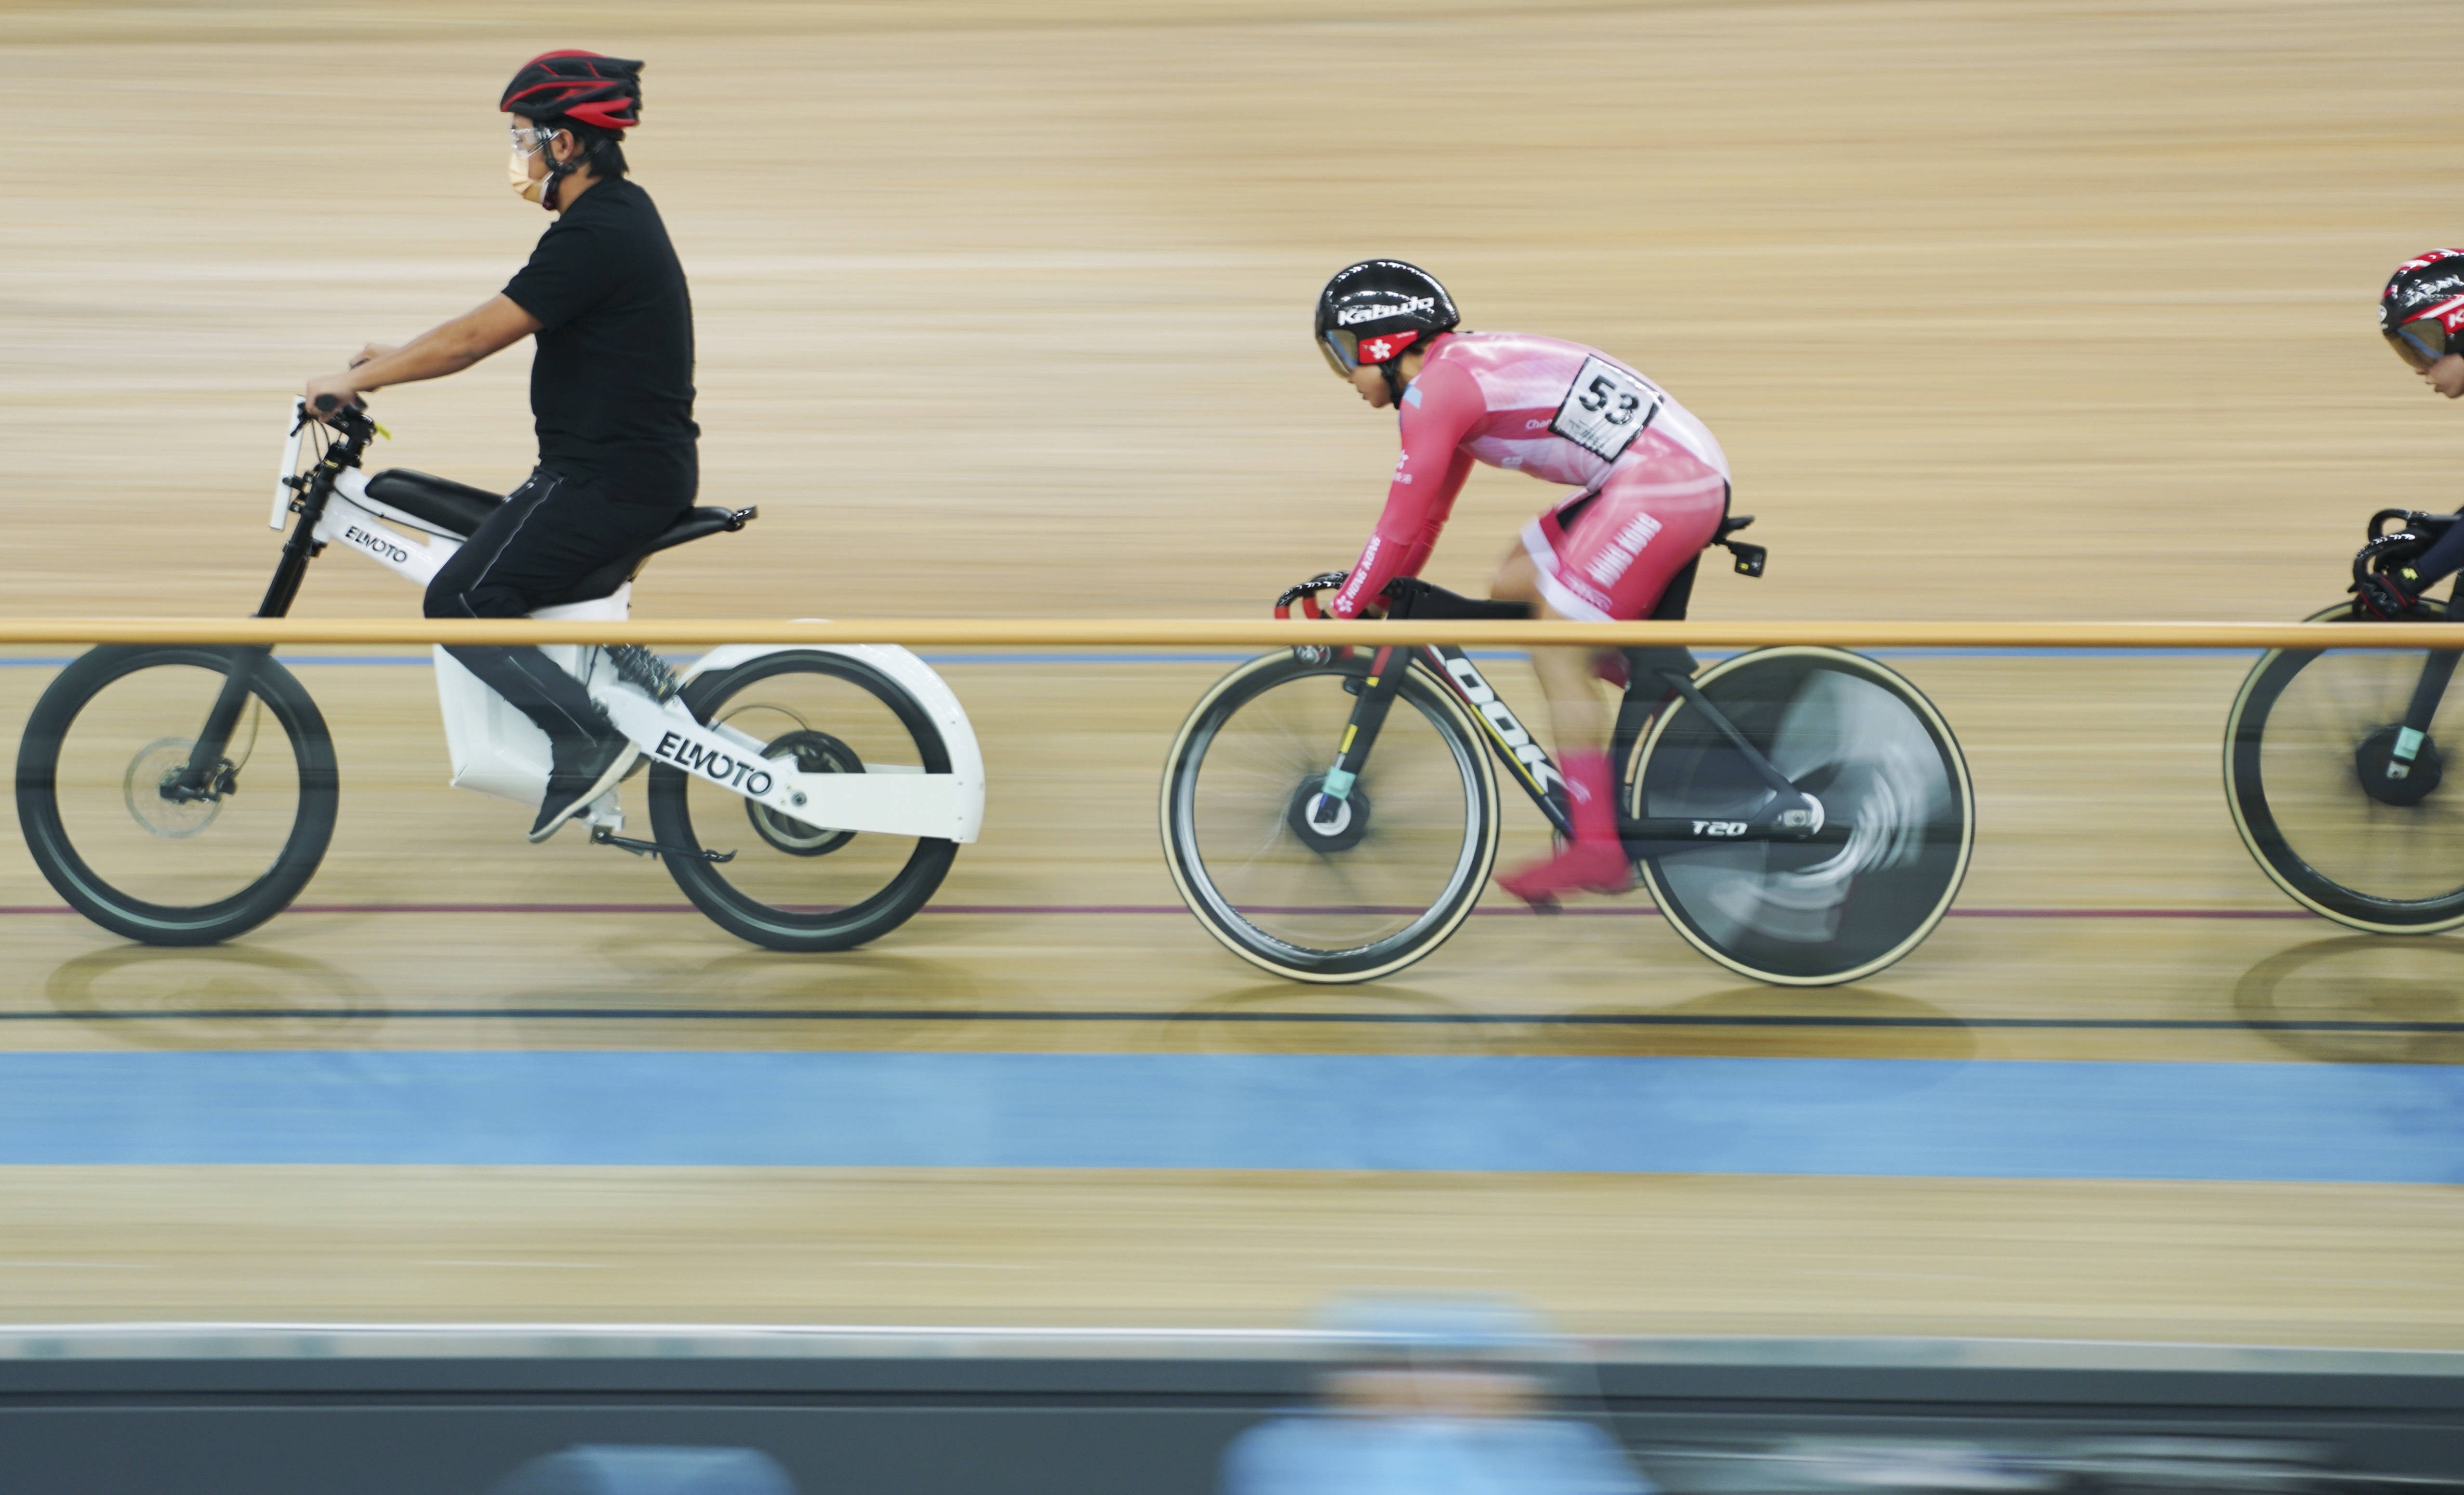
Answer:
[{"left": 424, "top": 468, "right": 686, "bottom": 747}]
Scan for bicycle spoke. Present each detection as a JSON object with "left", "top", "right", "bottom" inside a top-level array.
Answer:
[
  {"left": 1165, "top": 654, "right": 1496, "bottom": 980},
  {"left": 2238, "top": 636, "right": 2464, "bottom": 914}
]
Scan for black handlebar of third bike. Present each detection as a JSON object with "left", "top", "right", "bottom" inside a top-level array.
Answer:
[{"left": 2356, "top": 509, "right": 2462, "bottom": 592}]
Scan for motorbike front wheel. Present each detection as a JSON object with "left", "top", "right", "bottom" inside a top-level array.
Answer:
[{"left": 15, "top": 645, "right": 337, "bottom": 945}]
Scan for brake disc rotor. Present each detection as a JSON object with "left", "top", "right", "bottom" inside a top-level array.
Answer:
[{"left": 123, "top": 738, "right": 222, "bottom": 839}]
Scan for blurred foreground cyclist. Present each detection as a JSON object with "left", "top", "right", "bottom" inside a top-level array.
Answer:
[
  {"left": 299, "top": 50, "right": 699, "bottom": 841},
  {"left": 2367, "top": 250, "right": 2464, "bottom": 618},
  {"left": 1313, "top": 261, "right": 1733, "bottom": 906},
  {"left": 1221, "top": 1295, "right": 1649, "bottom": 1495},
  {"left": 492, "top": 1444, "right": 796, "bottom": 1494}
]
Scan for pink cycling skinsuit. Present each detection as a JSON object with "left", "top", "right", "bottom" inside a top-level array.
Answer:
[{"left": 1328, "top": 330, "right": 1730, "bottom": 624}]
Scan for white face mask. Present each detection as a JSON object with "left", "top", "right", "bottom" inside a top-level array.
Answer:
[{"left": 507, "top": 150, "right": 543, "bottom": 203}]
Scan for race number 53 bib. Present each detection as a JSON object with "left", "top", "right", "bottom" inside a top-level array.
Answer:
[{"left": 1549, "top": 355, "right": 1663, "bottom": 463}]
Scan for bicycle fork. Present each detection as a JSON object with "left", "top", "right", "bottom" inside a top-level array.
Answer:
[
  {"left": 164, "top": 452, "right": 330, "bottom": 803},
  {"left": 162, "top": 646, "right": 271, "bottom": 803},
  {"left": 2382, "top": 588, "right": 2464, "bottom": 785},
  {"left": 1304, "top": 647, "right": 1429, "bottom": 834}
]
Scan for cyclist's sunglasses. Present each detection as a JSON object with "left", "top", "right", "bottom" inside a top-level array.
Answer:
[
  {"left": 2388, "top": 316, "right": 2453, "bottom": 372},
  {"left": 1319, "top": 328, "right": 1418, "bottom": 377},
  {"left": 1320, "top": 330, "right": 1363, "bottom": 376}
]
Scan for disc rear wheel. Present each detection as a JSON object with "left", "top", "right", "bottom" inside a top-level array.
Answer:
[{"left": 1630, "top": 646, "right": 1972, "bottom": 986}]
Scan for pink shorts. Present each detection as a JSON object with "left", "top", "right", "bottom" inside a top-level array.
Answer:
[{"left": 1519, "top": 448, "right": 1728, "bottom": 622}]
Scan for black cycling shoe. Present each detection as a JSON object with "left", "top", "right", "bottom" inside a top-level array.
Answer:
[{"left": 529, "top": 730, "right": 636, "bottom": 843}]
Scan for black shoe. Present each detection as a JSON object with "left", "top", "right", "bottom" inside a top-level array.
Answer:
[{"left": 529, "top": 730, "right": 635, "bottom": 843}]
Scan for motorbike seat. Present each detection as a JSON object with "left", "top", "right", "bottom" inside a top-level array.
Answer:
[
  {"left": 359, "top": 468, "right": 754, "bottom": 604},
  {"left": 362, "top": 468, "right": 504, "bottom": 537},
  {"left": 555, "top": 505, "right": 759, "bottom": 603}
]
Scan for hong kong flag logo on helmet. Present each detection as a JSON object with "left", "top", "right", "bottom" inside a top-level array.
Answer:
[{"left": 1358, "top": 330, "right": 1420, "bottom": 364}]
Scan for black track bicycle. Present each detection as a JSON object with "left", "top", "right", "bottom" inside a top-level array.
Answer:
[
  {"left": 2225, "top": 508, "right": 2464, "bottom": 932},
  {"left": 1159, "top": 521, "right": 1976, "bottom": 985}
]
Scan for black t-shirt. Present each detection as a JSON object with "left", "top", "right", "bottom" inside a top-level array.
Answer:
[{"left": 503, "top": 177, "right": 699, "bottom": 506}]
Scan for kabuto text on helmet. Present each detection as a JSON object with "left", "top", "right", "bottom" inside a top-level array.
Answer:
[{"left": 1315, "top": 260, "right": 1460, "bottom": 377}]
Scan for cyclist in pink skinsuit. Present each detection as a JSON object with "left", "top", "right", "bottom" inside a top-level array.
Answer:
[{"left": 1314, "top": 261, "right": 1731, "bottom": 908}]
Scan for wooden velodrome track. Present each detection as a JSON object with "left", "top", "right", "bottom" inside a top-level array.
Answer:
[{"left": 5, "top": 0, "right": 2464, "bottom": 1345}]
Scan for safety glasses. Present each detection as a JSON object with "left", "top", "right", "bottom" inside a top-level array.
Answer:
[
  {"left": 1320, "top": 330, "right": 1362, "bottom": 376},
  {"left": 1319, "top": 328, "right": 1418, "bottom": 377},
  {"left": 507, "top": 123, "right": 560, "bottom": 158},
  {"left": 2389, "top": 317, "right": 2453, "bottom": 372}
]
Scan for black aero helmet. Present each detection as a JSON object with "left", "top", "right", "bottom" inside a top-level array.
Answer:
[
  {"left": 1315, "top": 260, "right": 1460, "bottom": 379},
  {"left": 2382, "top": 248, "right": 2464, "bottom": 371}
]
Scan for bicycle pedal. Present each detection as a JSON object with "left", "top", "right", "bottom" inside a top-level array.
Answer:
[
  {"left": 589, "top": 826, "right": 733, "bottom": 863},
  {"left": 608, "top": 643, "right": 682, "bottom": 704}
]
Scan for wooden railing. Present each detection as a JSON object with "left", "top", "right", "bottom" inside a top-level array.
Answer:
[{"left": 0, "top": 617, "right": 2451, "bottom": 649}]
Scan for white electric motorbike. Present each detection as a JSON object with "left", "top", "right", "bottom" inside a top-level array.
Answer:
[{"left": 13, "top": 401, "right": 985, "bottom": 950}]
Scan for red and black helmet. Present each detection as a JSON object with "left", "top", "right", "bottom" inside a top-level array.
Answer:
[
  {"left": 500, "top": 50, "right": 644, "bottom": 131},
  {"left": 2383, "top": 249, "right": 2464, "bottom": 371}
]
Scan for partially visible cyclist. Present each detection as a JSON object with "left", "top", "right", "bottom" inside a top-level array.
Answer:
[
  {"left": 299, "top": 50, "right": 699, "bottom": 841},
  {"left": 1313, "top": 260, "right": 1732, "bottom": 907},
  {"left": 2364, "top": 249, "right": 2464, "bottom": 618}
]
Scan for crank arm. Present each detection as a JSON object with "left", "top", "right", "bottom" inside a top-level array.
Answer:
[
  {"left": 1621, "top": 815, "right": 1848, "bottom": 848},
  {"left": 590, "top": 827, "right": 734, "bottom": 863}
]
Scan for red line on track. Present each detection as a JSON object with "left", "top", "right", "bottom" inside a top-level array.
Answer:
[{"left": 0, "top": 902, "right": 2314, "bottom": 919}]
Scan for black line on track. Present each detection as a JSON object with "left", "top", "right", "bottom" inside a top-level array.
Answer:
[{"left": 0, "top": 1008, "right": 2455, "bottom": 1034}]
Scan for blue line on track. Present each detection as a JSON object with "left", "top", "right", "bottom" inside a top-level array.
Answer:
[{"left": 0, "top": 1052, "right": 2451, "bottom": 1180}]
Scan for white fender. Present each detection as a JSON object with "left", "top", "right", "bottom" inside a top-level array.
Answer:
[{"left": 679, "top": 636, "right": 986, "bottom": 844}]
